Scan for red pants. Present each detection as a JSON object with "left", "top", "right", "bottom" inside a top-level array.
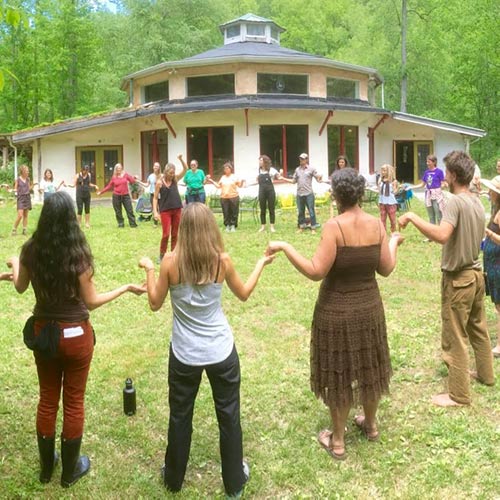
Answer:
[
  {"left": 34, "top": 319, "right": 94, "bottom": 439},
  {"left": 379, "top": 203, "right": 397, "bottom": 232},
  {"left": 160, "top": 208, "right": 182, "bottom": 255}
]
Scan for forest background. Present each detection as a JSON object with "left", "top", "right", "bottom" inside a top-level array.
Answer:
[{"left": 0, "top": 0, "right": 498, "bottom": 169}]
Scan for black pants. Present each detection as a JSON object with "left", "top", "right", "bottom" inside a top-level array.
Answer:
[
  {"left": 220, "top": 197, "right": 239, "bottom": 227},
  {"left": 76, "top": 191, "right": 91, "bottom": 215},
  {"left": 259, "top": 185, "right": 276, "bottom": 224},
  {"left": 164, "top": 345, "right": 245, "bottom": 495},
  {"left": 112, "top": 194, "right": 137, "bottom": 227}
]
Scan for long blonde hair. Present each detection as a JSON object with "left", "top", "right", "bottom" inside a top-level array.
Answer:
[
  {"left": 176, "top": 203, "right": 224, "bottom": 285},
  {"left": 380, "top": 164, "right": 395, "bottom": 182}
]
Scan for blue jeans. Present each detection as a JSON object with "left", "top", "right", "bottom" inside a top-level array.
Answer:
[
  {"left": 185, "top": 190, "right": 206, "bottom": 204},
  {"left": 163, "top": 345, "right": 245, "bottom": 495},
  {"left": 297, "top": 193, "right": 317, "bottom": 228}
]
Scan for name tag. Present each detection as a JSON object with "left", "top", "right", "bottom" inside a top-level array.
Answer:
[{"left": 63, "top": 326, "right": 84, "bottom": 338}]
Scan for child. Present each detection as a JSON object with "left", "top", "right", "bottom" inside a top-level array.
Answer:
[
  {"left": 39, "top": 169, "right": 65, "bottom": 201},
  {"left": 139, "top": 202, "right": 274, "bottom": 497},
  {"left": 377, "top": 164, "right": 398, "bottom": 233}
]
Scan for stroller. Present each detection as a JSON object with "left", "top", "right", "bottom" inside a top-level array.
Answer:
[{"left": 135, "top": 192, "right": 153, "bottom": 222}]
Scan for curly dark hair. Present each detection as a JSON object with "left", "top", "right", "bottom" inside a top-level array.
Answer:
[
  {"left": 331, "top": 167, "right": 365, "bottom": 210},
  {"left": 443, "top": 150, "right": 474, "bottom": 186},
  {"left": 20, "top": 191, "right": 94, "bottom": 304}
]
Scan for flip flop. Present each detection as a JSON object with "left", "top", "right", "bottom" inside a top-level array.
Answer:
[
  {"left": 354, "top": 415, "right": 379, "bottom": 442},
  {"left": 317, "top": 430, "right": 346, "bottom": 461}
]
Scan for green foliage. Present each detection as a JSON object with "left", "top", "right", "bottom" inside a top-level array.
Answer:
[{"left": 0, "top": 0, "right": 497, "bottom": 161}]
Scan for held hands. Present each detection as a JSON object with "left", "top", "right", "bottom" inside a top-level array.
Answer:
[
  {"left": 0, "top": 272, "right": 13, "bottom": 281},
  {"left": 397, "top": 212, "right": 413, "bottom": 230},
  {"left": 390, "top": 232, "right": 405, "bottom": 246},
  {"left": 265, "top": 241, "right": 286, "bottom": 257},
  {"left": 127, "top": 283, "right": 147, "bottom": 295},
  {"left": 139, "top": 257, "right": 155, "bottom": 272},
  {"left": 177, "top": 154, "right": 183, "bottom": 160}
]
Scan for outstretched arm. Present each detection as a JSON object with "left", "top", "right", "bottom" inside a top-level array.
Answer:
[
  {"left": 175, "top": 154, "right": 188, "bottom": 182},
  {"left": 266, "top": 220, "right": 338, "bottom": 281},
  {"left": 398, "top": 212, "right": 454, "bottom": 244},
  {"left": 224, "top": 253, "right": 274, "bottom": 302},
  {"left": 139, "top": 255, "right": 170, "bottom": 311},
  {"left": 7, "top": 257, "right": 30, "bottom": 293},
  {"left": 78, "top": 269, "right": 145, "bottom": 310},
  {"left": 377, "top": 228, "right": 404, "bottom": 277}
]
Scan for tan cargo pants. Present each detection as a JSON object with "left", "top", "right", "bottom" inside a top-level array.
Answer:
[{"left": 441, "top": 268, "right": 494, "bottom": 404}]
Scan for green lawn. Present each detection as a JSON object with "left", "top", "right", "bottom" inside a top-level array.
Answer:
[{"left": 0, "top": 197, "right": 498, "bottom": 499}]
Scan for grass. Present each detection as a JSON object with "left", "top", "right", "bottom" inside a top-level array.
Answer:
[{"left": 0, "top": 197, "right": 498, "bottom": 499}]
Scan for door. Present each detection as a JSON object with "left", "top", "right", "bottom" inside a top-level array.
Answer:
[
  {"left": 394, "top": 141, "right": 433, "bottom": 183},
  {"left": 76, "top": 146, "right": 123, "bottom": 191}
]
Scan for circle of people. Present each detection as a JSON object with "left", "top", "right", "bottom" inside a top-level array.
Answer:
[{"left": 0, "top": 151, "right": 498, "bottom": 496}]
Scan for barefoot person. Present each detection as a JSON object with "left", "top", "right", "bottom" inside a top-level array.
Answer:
[
  {"left": 267, "top": 168, "right": 403, "bottom": 460},
  {"left": 66, "top": 165, "right": 99, "bottom": 228},
  {"left": 139, "top": 202, "right": 273, "bottom": 496},
  {"left": 257, "top": 155, "right": 280, "bottom": 233},
  {"left": 7, "top": 191, "right": 145, "bottom": 487},
  {"left": 399, "top": 151, "right": 495, "bottom": 407}
]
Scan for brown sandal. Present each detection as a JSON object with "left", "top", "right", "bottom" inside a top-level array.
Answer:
[
  {"left": 317, "top": 429, "right": 346, "bottom": 461},
  {"left": 354, "top": 415, "right": 379, "bottom": 441}
]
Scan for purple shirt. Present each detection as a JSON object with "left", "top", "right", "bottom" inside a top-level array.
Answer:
[{"left": 422, "top": 168, "right": 444, "bottom": 190}]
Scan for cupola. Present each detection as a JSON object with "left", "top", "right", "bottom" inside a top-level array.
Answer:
[{"left": 219, "top": 13, "right": 285, "bottom": 45}]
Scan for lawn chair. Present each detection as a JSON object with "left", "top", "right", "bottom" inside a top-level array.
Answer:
[
  {"left": 395, "top": 184, "right": 412, "bottom": 212},
  {"left": 135, "top": 192, "right": 153, "bottom": 222}
]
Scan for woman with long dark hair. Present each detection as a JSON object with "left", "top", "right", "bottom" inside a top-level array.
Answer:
[
  {"left": 139, "top": 202, "right": 273, "bottom": 497},
  {"left": 7, "top": 191, "right": 144, "bottom": 487}
]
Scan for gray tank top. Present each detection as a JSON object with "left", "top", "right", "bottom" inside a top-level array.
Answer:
[{"left": 169, "top": 282, "right": 233, "bottom": 365}]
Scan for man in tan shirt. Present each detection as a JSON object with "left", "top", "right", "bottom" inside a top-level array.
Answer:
[{"left": 399, "top": 150, "right": 494, "bottom": 407}]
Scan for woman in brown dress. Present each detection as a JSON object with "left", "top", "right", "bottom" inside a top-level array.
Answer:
[{"left": 267, "top": 168, "right": 403, "bottom": 459}]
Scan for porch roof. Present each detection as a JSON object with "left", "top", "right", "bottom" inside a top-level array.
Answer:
[
  {"left": 392, "top": 112, "right": 486, "bottom": 138},
  {"left": 10, "top": 95, "right": 386, "bottom": 143}
]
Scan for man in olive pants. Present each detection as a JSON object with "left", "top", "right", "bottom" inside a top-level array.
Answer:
[{"left": 399, "top": 150, "right": 494, "bottom": 407}]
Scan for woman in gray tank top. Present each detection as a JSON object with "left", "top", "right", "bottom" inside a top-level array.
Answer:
[{"left": 139, "top": 202, "right": 274, "bottom": 497}]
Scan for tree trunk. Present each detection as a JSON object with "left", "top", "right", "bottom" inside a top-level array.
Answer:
[{"left": 400, "top": 0, "right": 408, "bottom": 113}]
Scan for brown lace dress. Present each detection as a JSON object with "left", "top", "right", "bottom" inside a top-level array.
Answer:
[{"left": 310, "top": 221, "right": 392, "bottom": 409}]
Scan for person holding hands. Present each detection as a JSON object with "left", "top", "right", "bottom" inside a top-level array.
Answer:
[
  {"left": 153, "top": 155, "right": 188, "bottom": 260},
  {"left": 7, "top": 191, "right": 145, "bottom": 487},
  {"left": 267, "top": 167, "right": 403, "bottom": 460},
  {"left": 139, "top": 202, "right": 274, "bottom": 497},
  {"left": 399, "top": 151, "right": 494, "bottom": 406}
]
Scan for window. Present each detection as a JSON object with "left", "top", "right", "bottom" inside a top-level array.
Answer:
[
  {"left": 270, "top": 26, "right": 279, "bottom": 41},
  {"left": 141, "top": 129, "right": 168, "bottom": 177},
  {"left": 187, "top": 127, "right": 234, "bottom": 178},
  {"left": 187, "top": 74, "right": 235, "bottom": 97},
  {"left": 327, "top": 78, "right": 358, "bottom": 99},
  {"left": 226, "top": 25, "right": 240, "bottom": 38},
  {"left": 259, "top": 125, "right": 308, "bottom": 176},
  {"left": 76, "top": 146, "right": 123, "bottom": 190},
  {"left": 257, "top": 74, "right": 308, "bottom": 95},
  {"left": 327, "top": 125, "right": 358, "bottom": 174},
  {"left": 247, "top": 24, "right": 265, "bottom": 36},
  {"left": 143, "top": 81, "right": 169, "bottom": 103}
]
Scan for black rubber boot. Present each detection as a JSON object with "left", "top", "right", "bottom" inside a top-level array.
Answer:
[
  {"left": 60, "top": 436, "right": 90, "bottom": 488},
  {"left": 37, "top": 434, "right": 59, "bottom": 483}
]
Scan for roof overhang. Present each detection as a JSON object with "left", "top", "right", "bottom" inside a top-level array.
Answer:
[
  {"left": 392, "top": 112, "right": 486, "bottom": 138},
  {"left": 120, "top": 55, "right": 383, "bottom": 90}
]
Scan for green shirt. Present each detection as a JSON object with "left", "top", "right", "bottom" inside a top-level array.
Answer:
[{"left": 184, "top": 169, "right": 205, "bottom": 193}]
